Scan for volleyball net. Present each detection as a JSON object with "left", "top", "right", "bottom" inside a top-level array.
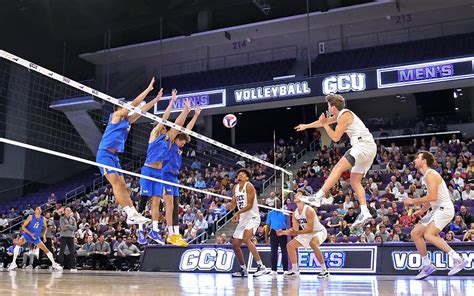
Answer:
[{"left": 0, "top": 49, "right": 292, "bottom": 214}]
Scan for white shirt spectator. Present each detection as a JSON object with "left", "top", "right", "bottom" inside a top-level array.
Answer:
[
  {"left": 312, "top": 163, "right": 321, "bottom": 174},
  {"left": 321, "top": 195, "right": 334, "bottom": 205},
  {"left": 343, "top": 200, "right": 354, "bottom": 211},
  {"left": 194, "top": 218, "right": 208, "bottom": 230},
  {"left": 236, "top": 159, "right": 246, "bottom": 167},
  {"left": 78, "top": 227, "right": 93, "bottom": 240},
  {"left": 452, "top": 175, "right": 465, "bottom": 189},
  {"left": 265, "top": 195, "right": 276, "bottom": 207},
  {"left": 462, "top": 188, "right": 474, "bottom": 200},
  {"left": 448, "top": 189, "right": 461, "bottom": 202},
  {"left": 0, "top": 216, "right": 9, "bottom": 228},
  {"left": 395, "top": 187, "right": 408, "bottom": 202}
]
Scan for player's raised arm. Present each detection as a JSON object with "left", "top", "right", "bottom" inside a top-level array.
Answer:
[
  {"left": 294, "top": 114, "right": 337, "bottom": 131},
  {"left": 150, "top": 89, "right": 178, "bottom": 141},
  {"left": 322, "top": 112, "right": 350, "bottom": 142},
  {"left": 114, "top": 77, "right": 156, "bottom": 118},
  {"left": 129, "top": 87, "right": 163, "bottom": 124},
  {"left": 185, "top": 106, "right": 202, "bottom": 131},
  {"left": 168, "top": 98, "right": 191, "bottom": 142}
]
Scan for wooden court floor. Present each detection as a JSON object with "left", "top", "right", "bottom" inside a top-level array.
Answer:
[{"left": 0, "top": 270, "right": 472, "bottom": 296}]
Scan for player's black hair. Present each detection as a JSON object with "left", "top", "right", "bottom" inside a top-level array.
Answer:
[{"left": 237, "top": 168, "right": 252, "bottom": 180}]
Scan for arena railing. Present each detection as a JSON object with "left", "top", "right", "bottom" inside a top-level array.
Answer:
[
  {"left": 187, "top": 210, "right": 235, "bottom": 245},
  {"left": 1, "top": 184, "right": 90, "bottom": 235},
  {"left": 262, "top": 139, "right": 317, "bottom": 192}
]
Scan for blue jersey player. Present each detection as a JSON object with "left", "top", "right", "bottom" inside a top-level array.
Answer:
[
  {"left": 96, "top": 77, "right": 162, "bottom": 225},
  {"left": 162, "top": 106, "right": 201, "bottom": 247},
  {"left": 137, "top": 90, "right": 191, "bottom": 245},
  {"left": 8, "top": 207, "right": 62, "bottom": 271}
]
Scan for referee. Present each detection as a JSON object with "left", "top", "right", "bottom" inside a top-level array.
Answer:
[{"left": 265, "top": 198, "right": 289, "bottom": 274}]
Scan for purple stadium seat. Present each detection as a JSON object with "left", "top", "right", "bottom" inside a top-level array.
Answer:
[
  {"left": 462, "top": 200, "right": 474, "bottom": 207},
  {"left": 322, "top": 212, "right": 332, "bottom": 220},
  {"left": 349, "top": 236, "right": 359, "bottom": 243}
]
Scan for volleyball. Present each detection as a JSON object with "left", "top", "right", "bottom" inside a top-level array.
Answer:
[{"left": 222, "top": 114, "right": 237, "bottom": 128}]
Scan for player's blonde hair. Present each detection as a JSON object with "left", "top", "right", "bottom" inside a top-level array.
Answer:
[{"left": 325, "top": 94, "right": 345, "bottom": 110}]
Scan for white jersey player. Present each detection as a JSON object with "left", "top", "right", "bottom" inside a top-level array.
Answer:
[
  {"left": 295, "top": 94, "right": 376, "bottom": 228},
  {"left": 228, "top": 169, "right": 269, "bottom": 277},
  {"left": 404, "top": 151, "right": 467, "bottom": 279},
  {"left": 279, "top": 191, "right": 329, "bottom": 278}
]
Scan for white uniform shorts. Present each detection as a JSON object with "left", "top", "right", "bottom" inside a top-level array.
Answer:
[
  {"left": 420, "top": 206, "right": 455, "bottom": 230},
  {"left": 345, "top": 142, "right": 377, "bottom": 175},
  {"left": 233, "top": 217, "right": 261, "bottom": 240},
  {"left": 295, "top": 228, "right": 327, "bottom": 248}
]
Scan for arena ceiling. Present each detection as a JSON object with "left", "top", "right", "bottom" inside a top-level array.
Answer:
[{"left": 0, "top": 0, "right": 373, "bottom": 79}]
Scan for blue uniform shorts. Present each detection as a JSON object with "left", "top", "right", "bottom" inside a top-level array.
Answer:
[
  {"left": 140, "top": 166, "right": 164, "bottom": 197},
  {"left": 96, "top": 149, "right": 123, "bottom": 176},
  {"left": 22, "top": 233, "right": 41, "bottom": 245},
  {"left": 163, "top": 173, "right": 179, "bottom": 196}
]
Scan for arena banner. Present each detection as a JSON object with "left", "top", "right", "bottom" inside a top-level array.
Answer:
[
  {"left": 226, "top": 70, "right": 377, "bottom": 106},
  {"left": 153, "top": 89, "right": 226, "bottom": 114},
  {"left": 248, "top": 245, "right": 377, "bottom": 274},
  {"left": 140, "top": 244, "right": 377, "bottom": 274},
  {"left": 377, "top": 56, "right": 474, "bottom": 89},
  {"left": 379, "top": 243, "right": 474, "bottom": 276}
]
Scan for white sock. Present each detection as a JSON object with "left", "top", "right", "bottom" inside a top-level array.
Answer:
[
  {"left": 168, "top": 226, "right": 174, "bottom": 235},
  {"left": 448, "top": 250, "right": 461, "bottom": 261},
  {"left": 316, "top": 189, "right": 325, "bottom": 198},
  {"left": 123, "top": 206, "right": 133, "bottom": 217},
  {"left": 152, "top": 221, "right": 159, "bottom": 232},
  {"left": 12, "top": 246, "right": 20, "bottom": 263},
  {"left": 240, "top": 264, "right": 246, "bottom": 270},
  {"left": 292, "top": 263, "right": 299, "bottom": 272},
  {"left": 173, "top": 226, "right": 180, "bottom": 235},
  {"left": 138, "top": 223, "right": 144, "bottom": 231},
  {"left": 256, "top": 260, "right": 263, "bottom": 266},
  {"left": 321, "top": 260, "right": 327, "bottom": 270},
  {"left": 46, "top": 251, "right": 56, "bottom": 264},
  {"left": 361, "top": 204, "right": 369, "bottom": 213},
  {"left": 422, "top": 255, "right": 431, "bottom": 267},
  {"left": 130, "top": 207, "right": 139, "bottom": 215}
]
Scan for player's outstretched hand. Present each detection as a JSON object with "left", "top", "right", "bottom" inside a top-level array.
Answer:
[
  {"left": 171, "top": 89, "right": 178, "bottom": 101},
  {"left": 184, "top": 98, "right": 191, "bottom": 111},
  {"left": 294, "top": 124, "right": 307, "bottom": 132},
  {"left": 147, "top": 77, "right": 155, "bottom": 91},
  {"left": 195, "top": 106, "right": 202, "bottom": 116},
  {"left": 319, "top": 113, "right": 329, "bottom": 125},
  {"left": 155, "top": 88, "right": 163, "bottom": 100}
]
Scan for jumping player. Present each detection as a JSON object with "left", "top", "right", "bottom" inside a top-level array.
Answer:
[
  {"left": 295, "top": 94, "right": 376, "bottom": 228},
  {"left": 404, "top": 151, "right": 468, "bottom": 279},
  {"left": 279, "top": 190, "right": 329, "bottom": 278},
  {"left": 96, "top": 77, "right": 162, "bottom": 225},
  {"left": 162, "top": 106, "right": 202, "bottom": 247},
  {"left": 228, "top": 169, "right": 269, "bottom": 277},
  {"left": 137, "top": 91, "right": 190, "bottom": 245},
  {"left": 8, "top": 207, "right": 62, "bottom": 271}
]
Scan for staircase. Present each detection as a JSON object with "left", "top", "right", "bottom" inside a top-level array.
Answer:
[{"left": 206, "top": 141, "right": 318, "bottom": 243}]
